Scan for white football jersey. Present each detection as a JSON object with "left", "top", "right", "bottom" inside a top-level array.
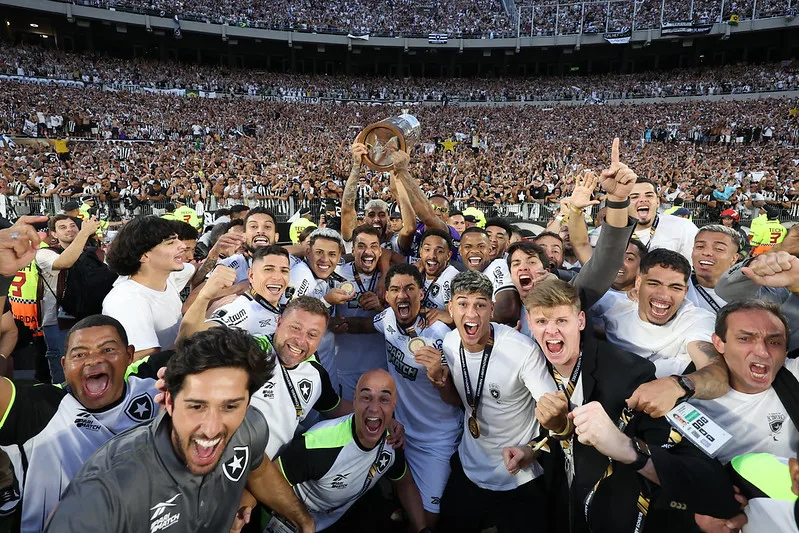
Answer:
[
  {"left": 423, "top": 265, "right": 459, "bottom": 311},
  {"left": 373, "top": 309, "right": 462, "bottom": 455},
  {"left": 482, "top": 259, "right": 516, "bottom": 301},
  {"left": 207, "top": 292, "right": 280, "bottom": 337},
  {"left": 442, "top": 323, "right": 556, "bottom": 490}
]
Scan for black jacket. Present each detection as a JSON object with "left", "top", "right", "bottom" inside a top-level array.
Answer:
[{"left": 545, "top": 331, "right": 740, "bottom": 533}]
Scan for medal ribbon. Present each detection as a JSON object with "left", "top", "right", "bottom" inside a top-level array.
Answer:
[
  {"left": 249, "top": 289, "right": 283, "bottom": 315},
  {"left": 352, "top": 263, "right": 378, "bottom": 295},
  {"left": 279, "top": 364, "right": 304, "bottom": 419},
  {"left": 459, "top": 325, "right": 495, "bottom": 428},
  {"left": 551, "top": 354, "right": 582, "bottom": 405}
]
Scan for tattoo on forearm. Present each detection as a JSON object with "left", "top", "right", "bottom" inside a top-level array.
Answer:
[
  {"left": 689, "top": 345, "right": 730, "bottom": 400},
  {"left": 342, "top": 169, "right": 359, "bottom": 209}
]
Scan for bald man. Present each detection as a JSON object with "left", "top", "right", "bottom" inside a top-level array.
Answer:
[{"left": 273, "top": 369, "right": 430, "bottom": 531}]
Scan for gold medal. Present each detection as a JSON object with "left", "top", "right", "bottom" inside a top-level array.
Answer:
[
  {"left": 340, "top": 281, "right": 355, "bottom": 293},
  {"left": 468, "top": 415, "right": 480, "bottom": 439},
  {"left": 408, "top": 337, "right": 426, "bottom": 353}
]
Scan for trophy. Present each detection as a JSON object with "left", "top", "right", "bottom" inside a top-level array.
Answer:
[{"left": 356, "top": 114, "right": 421, "bottom": 171}]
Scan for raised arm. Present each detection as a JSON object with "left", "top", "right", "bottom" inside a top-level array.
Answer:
[
  {"left": 390, "top": 151, "right": 447, "bottom": 233},
  {"left": 341, "top": 142, "right": 367, "bottom": 242},
  {"left": 391, "top": 171, "right": 418, "bottom": 254},
  {"left": 178, "top": 266, "right": 236, "bottom": 340},
  {"left": 51, "top": 217, "right": 101, "bottom": 271}
]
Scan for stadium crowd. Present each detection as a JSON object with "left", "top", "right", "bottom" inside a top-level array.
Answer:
[
  {"left": 1, "top": 121, "right": 799, "bottom": 532},
  {"left": 2, "top": 42, "right": 799, "bottom": 100},
  {"left": 66, "top": 0, "right": 797, "bottom": 37}
]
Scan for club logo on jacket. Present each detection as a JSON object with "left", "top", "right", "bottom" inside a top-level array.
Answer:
[
  {"left": 298, "top": 379, "right": 313, "bottom": 403},
  {"left": 223, "top": 446, "right": 250, "bottom": 482},
  {"left": 768, "top": 413, "right": 786, "bottom": 440}
]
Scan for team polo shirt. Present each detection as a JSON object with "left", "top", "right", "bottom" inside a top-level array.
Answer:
[
  {"left": 1, "top": 352, "right": 169, "bottom": 532},
  {"left": 208, "top": 292, "right": 281, "bottom": 337},
  {"left": 250, "top": 350, "right": 341, "bottom": 459},
  {"left": 442, "top": 323, "right": 557, "bottom": 491},
  {"left": 44, "top": 407, "right": 267, "bottom": 533},
  {"left": 281, "top": 259, "right": 339, "bottom": 392},
  {"left": 482, "top": 259, "right": 516, "bottom": 300},
  {"left": 333, "top": 262, "right": 386, "bottom": 398},
  {"left": 278, "top": 414, "right": 407, "bottom": 531},
  {"left": 422, "top": 265, "right": 459, "bottom": 311},
  {"left": 601, "top": 292, "right": 715, "bottom": 378},
  {"left": 693, "top": 358, "right": 799, "bottom": 464},
  {"left": 372, "top": 309, "right": 461, "bottom": 451}
]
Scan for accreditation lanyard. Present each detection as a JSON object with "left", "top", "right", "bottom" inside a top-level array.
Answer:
[
  {"left": 459, "top": 326, "right": 494, "bottom": 432},
  {"left": 690, "top": 274, "right": 721, "bottom": 313},
  {"left": 421, "top": 270, "right": 444, "bottom": 308},
  {"left": 643, "top": 216, "right": 660, "bottom": 250},
  {"left": 551, "top": 354, "right": 582, "bottom": 406}
]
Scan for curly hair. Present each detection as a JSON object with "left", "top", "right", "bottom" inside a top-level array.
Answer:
[
  {"left": 165, "top": 327, "right": 275, "bottom": 398},
  {"left": 106, "top": 216, "right": 178, "bottom": 276}
]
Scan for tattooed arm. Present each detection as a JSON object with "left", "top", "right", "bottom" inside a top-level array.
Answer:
[
  {"left": 341, "top": 143, "right": 367, "bottom": 242},
  {"left": 626, "top": 341, "right": 730, "bottom": 418}
]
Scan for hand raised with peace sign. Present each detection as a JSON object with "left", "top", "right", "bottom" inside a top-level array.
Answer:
[{"left": 599, "top": 137, "right": 637, "bottom": 201}]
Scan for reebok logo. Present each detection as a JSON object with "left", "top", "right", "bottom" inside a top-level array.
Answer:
[
  {"left": 331, "top": 472, "right": 350, "bottom": 489},
  {"left": 150, "top": 494, "right": 181, "bottom": 532}
]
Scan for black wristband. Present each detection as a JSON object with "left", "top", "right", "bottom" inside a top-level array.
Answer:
[{"left": 605, "top": 198, "right": 630, "bottom": 209}]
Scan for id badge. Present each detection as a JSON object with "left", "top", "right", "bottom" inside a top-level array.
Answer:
[
  {"left": 265, "top": 513, "right": 298, "bottom": 533},
  {"left": 666, "top": 402, "right": 732, "bottom": 458}
]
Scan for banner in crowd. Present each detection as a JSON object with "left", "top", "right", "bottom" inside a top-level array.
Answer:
[
  {"left": 347, "top": 33, "right": 370, "bottom": 40},
  {"left": 661, "top": 21, "right": 714, "bottom": 35},
  {"left": 262, "top": 95, "right": 321, "bottom": 104},
  {"left": 0, "top": 74, "right": 84, "bottom": 89},
  {"left": 141, "top": 87, "right": 186, "bottom": 96},
  {"left": 603, "top": 29, "right": 631, "bottom": 44},
  {"left": 428, "top": 33, "right": 448, "bottom": 44},
  {"left": 22, "top": 119, "right": 38, "bottom": 138}
]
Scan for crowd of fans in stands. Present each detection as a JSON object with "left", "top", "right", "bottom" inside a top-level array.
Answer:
[
  {"left": 2, "top": 43, "right": 798, "bottom": 101},
  {"left": 65, "top": 0, "right": 797, "bottom": 37}
]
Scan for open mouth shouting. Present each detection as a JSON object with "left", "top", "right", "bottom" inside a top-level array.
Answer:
[
  {"left": 467, "top": 255, "right": 484, "bottom": 269},
  {"left": 360, "top": 254, "right": 376, "bottom": 270},
  {"left": 463, "top": 321, "right": 480, "bottom": 338},
  {"left": 544, "top": 339, "right": 565, "bottom": 356},
  {"left": 83, "top": 369, "right": 111, "bottom": 399},
  {"left": 696, "top": 259, "right": 715, "bottom": 273},
  {"left": 424, "top": 259, "right": 440, "bottom": 276},
  {"left": 749, "top": 360, "right": 771, "bottom": 383},
  {"left": 635, "top": 204, "right": 652, "bottom": 221},
  {"left": 647, "top": 298, "right": 672, "bottom": 323},
  {"left": 518, "top": 273, "right": 533, "bottom": 290},
  {"left": 396, "top": 301, "right": 412, "bottom": 321},
  {"left": 190, "top": 434, "right": 224, "bottom": 468},
  {"left": 364, "top": 416, "right": 383, "bottom": 436}
]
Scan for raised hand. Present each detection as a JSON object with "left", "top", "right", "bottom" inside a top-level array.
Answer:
[
  {"left": 569, "top": 171, "right": 601, "bottom": 210},
  {"left": 598, "top": 137, "right": 637, "bottom": 201}
]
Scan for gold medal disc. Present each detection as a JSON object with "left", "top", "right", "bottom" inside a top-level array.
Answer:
[
  {"left": 408, "top": 337, "right": 426, "bottom": 353},
  {"left": 468, "top": 415, "right": 480, "bottom": 439}
]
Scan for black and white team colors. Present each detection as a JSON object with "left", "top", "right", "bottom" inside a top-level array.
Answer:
[
  {"left": 422, "top": 264, "right": 459, "bottom": 312},
  {"left": 373, "top": 308, "right": 462, "bottom": 513},
  {"left": 44, "top": 408, "right": 268, "bottom": 533},
  {"left": 0, "top": 352, "right": 168, "bottom": 532},
  {"left": 250, "top": 337, "right": 342, "bottom": 459},
  {"left": 483, "top": 259, "right": 516, "bottom": 301},
  {"left": 334, "top": 261, "right": 387, "bottom": 400},
  {"left": 442, "top": 324, "right": 557, "bottom": 490},
  {"left": 277, "top": 414, "right": 407, "bottom": 531},
  {"left": 208, "top": 291, "right": 282, "bottom": 337}
]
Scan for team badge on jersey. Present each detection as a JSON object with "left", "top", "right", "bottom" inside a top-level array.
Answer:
[
  {"left": 125, "top": 393, "right": 154, "bottom": 422},
  {"left": 430, "top": 284, "right": 440, "bottom": 297},
  {"left": 768, "top": 413, "right": 786, "bottom": 439},
  {"left": 298, "top": 378, "right": 314, "bottom": 403},
  {"left": 223, "top": 446, "right": 250, "bottom": 482},
  {"left": 489, "top": 383, "right": 501, "bottom": 401},
  {"left": 376, "top": 450, "right": 392, "bottom": 474}
]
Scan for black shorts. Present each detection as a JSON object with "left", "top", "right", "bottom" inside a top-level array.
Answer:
[{"left": 438, "top": 452, "right": 548, "bottom": 533}]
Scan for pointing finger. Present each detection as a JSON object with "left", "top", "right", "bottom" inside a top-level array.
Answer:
[{"left": 611, "top": 137, "right": 620, "bottom": 166}]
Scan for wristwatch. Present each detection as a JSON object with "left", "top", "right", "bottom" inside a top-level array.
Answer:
[
  {"left": 630, "top": 438, "right": 651, "bottom": 471},
  {"left": 671, "top": 374, "right": 696, "bottom": 404}
]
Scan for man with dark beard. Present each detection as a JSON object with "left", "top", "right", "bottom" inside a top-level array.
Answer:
[{"left": 44, "top": 327, "right": 314, "bottom": 533}]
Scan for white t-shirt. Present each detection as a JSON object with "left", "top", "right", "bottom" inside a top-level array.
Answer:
[
  {"left": 442, "top": 323, "right": 556, "bottom": 490},
  {"left": 102, "top": 264, "right": 195, "bottom": 352},
  {"left": 423, "top": 265, "right": 459, "bottom": 311},
  {"left": 686, "top": 277, "right": 727, "bottom": 314},
  {"left": 373, "top": 309, "right": 462, "bottom": 456},
  {"left": 590, "top": 214, "right": 699, "bottom": 265},
  {"left": 34, "top": 248, "right": 62, "bottom": 327},
  {"left": 602, "top": 293, "right": 715, "bottom": 378},
  {"left": 482, "top": 259, "right": 516, "bottom": 301},
  {"left": 692, "top": 358, "right": 799, "bottom": 464}
]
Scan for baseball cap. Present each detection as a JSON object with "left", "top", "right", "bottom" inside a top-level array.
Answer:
[
  {"left": 165, "top": 202, "right": 176, "bottom": 212},
  {"left": 62, "top": 200, "right": 80, "bottom": 211},
  {"left": 720, "top": 209, "right": 739, "bottom": 221},
  {"left": 764, "top": 206, "right": 781, "bottom": 220},
  {"left": 673, "top": 207, "right": 691, "bottom": 217},
  {"left": 389, "top": 203, "right": 402, "bottom": 220}
]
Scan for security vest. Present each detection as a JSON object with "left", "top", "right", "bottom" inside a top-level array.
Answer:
[
  {"left": 7, "top": 261, "right": 42, "bottom": 337},
  {"left": 750, "top": 217, "right": 787, "bottom": 256}
]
